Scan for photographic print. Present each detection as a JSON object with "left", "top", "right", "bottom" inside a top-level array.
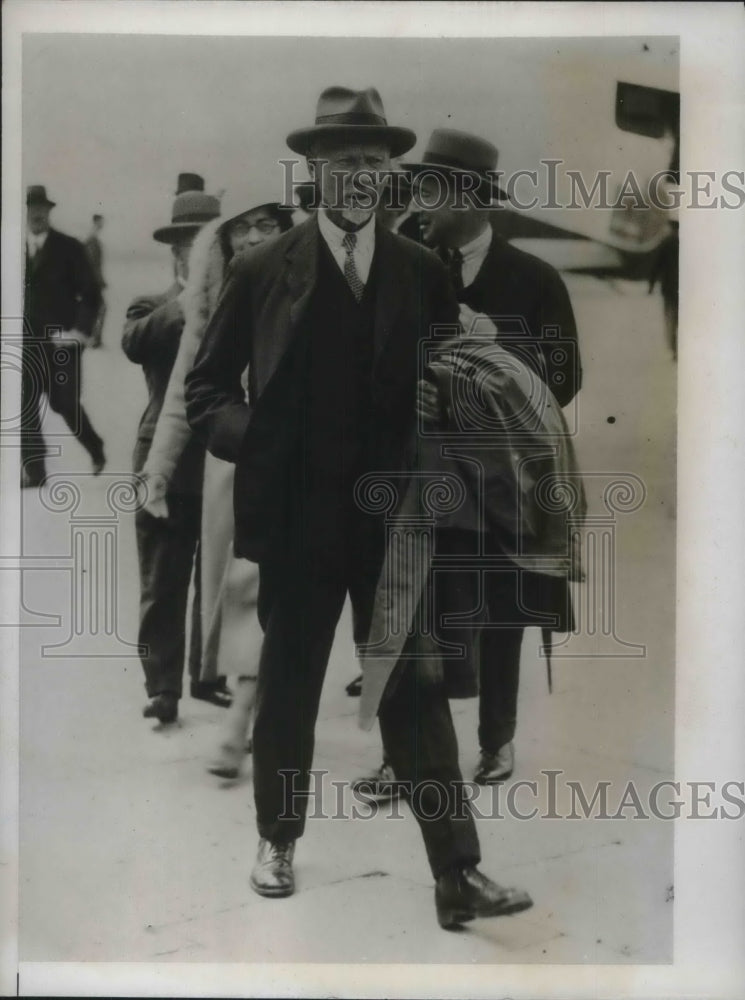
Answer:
[{"left": 2, "top": 3, "right": 743, "bottom": 998}]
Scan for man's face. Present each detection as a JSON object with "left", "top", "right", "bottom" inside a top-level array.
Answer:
[
  {"left": 415, "top": 175, "right": 464, "bottom": 249},
  {"left": 27, "top": 205, "right": 51, "bottom": 235},
  {"left": 310, "top": 139, "right": 391, "bottom": 227},
  {"left": 227, "top": 206, "right": 282, "bottom": 255}
]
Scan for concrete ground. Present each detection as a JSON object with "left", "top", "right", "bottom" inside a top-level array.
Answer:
[{"left": 15, "top": 268, "right": 676, "bottom": 965}]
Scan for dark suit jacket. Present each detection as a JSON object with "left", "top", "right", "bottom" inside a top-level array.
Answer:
[
  {"left": 24, "top": 229, "right": 101, "bottom": 340},
  {"left": 459, "top": 234, "right": 582, "bottom": 407},
  {"left": 185, "top": 216, "right": 460, "bottom": 561},
  {"left": 122, "top": 282, "right": 204, "bottom": 492}
]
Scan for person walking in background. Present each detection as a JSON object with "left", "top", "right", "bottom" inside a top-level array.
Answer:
[
  {"left": 84, "top": 214, "right": 107, "bottom": 348},
  {"left": 22, "top": 184, "right": 106, "bottom": 488},
  {"left": 186, "top": 86, "right": 532, "bottom": 928},
  {"left": 121, "top": 172, "right": 223, "bottom": 725},
  {"left": 141, "top": 190, "right": 295, "bottom": 776}
]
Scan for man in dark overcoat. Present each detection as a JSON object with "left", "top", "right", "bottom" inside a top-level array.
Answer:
[
  {"left": 22, "top": 185, "right": 106, "bottom": 487},
  {"left": 356, "top": 129, "right": 583, "bottom": 796},
  {"left": 122, "top": 174, "right": 228, "bottom": 724},
  {"left": 185, "top": 86, "right": 532, "bottom": 928},
  {"left": 410, "top": 129, "right": 582, "bottom": 785}
]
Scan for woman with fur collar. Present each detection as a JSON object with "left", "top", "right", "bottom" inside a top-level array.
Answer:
[{"left": 142, "top": 193, "right": 294, "bottom": 775}]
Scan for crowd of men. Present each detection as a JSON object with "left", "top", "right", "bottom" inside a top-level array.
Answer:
[{"left": 22, "top": 84, "right": 590, "bottom": 930}]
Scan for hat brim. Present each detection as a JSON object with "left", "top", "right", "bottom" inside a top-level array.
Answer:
[
  {"left": 220, "top": 202, "right": 294, "bottom": 231},
  {"left": 286, "top": 124, "right": 417, "bottom": 158},
  {"left": 27, "top": 199, "right": 56, "bottom": 208},
  {"left": 403, "top": 162, "right": 509, "bottom": 202},
  {"left": 152, "top": 221, "right": 206, "bottom": 245}
]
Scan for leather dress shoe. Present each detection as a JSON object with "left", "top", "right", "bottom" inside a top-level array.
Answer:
[
  {"left": 435, "top": 866, "right": 533, "bottom": 929},
  {"left": 345, "top": 674, "right": 363, "bottom": 697},
  {"left": 190, "top": 677, "right": 233, "bottom": 708},
  {"left": 249, "top": 838, "right": 296, "bottom": 898},
  {"left": 142, "top": 692, "right": 178, "bottom": 723},
  {"left": 206, "top": 742, "right": 243, "bottom": 779},
  {"left": 91, "top": 450, "right": 106, "bottom": 476},
  {"left": 474, "top": 742, "right": 515, "bottom": 784},
  {"left": 351, "top": 761, "right": 405, "bottom": 803}
]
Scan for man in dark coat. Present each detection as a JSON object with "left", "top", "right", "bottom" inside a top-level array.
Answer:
[
  {"left": 356, "top": 129, "right": 582, "bottom": 795},
  {"left": 122, "top": 174, "right": 227, "bottom": 724},
  {"left": 413, "top": 129, "right": 581, "bottom": 785},
  {"left": 22, "top": 185, "right": 106, "bottom": 487},
  {"left": 186, "top": 86, "right": 532, "bottom": 928}
]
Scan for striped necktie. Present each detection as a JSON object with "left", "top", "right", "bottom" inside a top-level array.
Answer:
[
  {"left": 448, "top": 247, "right": 464, "bottom": 295},
  {"left": 341, "top": 232, "right": 365, "bottom": 302}
]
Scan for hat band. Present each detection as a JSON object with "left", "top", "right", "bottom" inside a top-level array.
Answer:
[
  {"left": 419, "top": 152, "right": 495, "bottom": 177},
  {"left": 172, "top": 211, "right": 218, "bottom": 224},
  {"left": 315, "top": 112, "right": 389, "bottom": 127}
]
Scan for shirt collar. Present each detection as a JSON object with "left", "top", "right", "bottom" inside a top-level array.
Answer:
[
  {"left": 318, "top": 209, "right": 376, "bottom": 254},
  {"left": 27, "top": 230, "right": 49, "bottom": 250},
  {"left": 457, "top": 223, "right": 492, "bottom": 265}
]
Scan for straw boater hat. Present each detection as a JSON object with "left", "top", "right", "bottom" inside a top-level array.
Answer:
[
  {"left": 404, "top": 128, "right": 509, "bottom": 202},
  {"left": 27, "top": 185, "right": 56, "bottom": 208},
  {"left": 286, "top": 86, "right": 416, "bottom": 158},
  {"left": 153, "top": 173, "right": 221, "bottom": 244}
]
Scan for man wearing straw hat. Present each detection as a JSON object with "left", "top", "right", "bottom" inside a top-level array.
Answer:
[
  {"left": 122, "top": 173, "right": 227, "bottom": 725},
  {"left": 186, "top": 87, "right": 533, "bottom": 928}
]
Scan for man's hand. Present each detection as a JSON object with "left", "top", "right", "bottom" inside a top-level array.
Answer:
[
  {"left": 141, "top": 472, "right": 170, "bottom": 519},
  {"left": 416, "top": 378, "right": 442, "bottom": 424},
  {"left": 459, "top": 303, "right": 497, "bottom": 339}
]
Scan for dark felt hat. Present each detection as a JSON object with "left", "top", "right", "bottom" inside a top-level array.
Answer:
[
  {"left": 286, "top": 86, "right": 416, "bottom": 158},
  {"left": 404, "top": 128, "right": 508, "bottom": 202},
  {"left": 27, "top": 185, "right": 56, "bottom": 208},
  {"left": 153, "top": 175, "right": 221, "bottom": 244},
  {"left": 176, "top": 173, "right": 205, "bottom": 195}
]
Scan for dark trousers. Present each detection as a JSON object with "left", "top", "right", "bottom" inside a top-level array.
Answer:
[
  {"left": 134, "top": 467, "right": 202, "bottom": 698},
  {"left": 252, "top": 490, "right": 480, "bottom": 878},
  {"left": 20, "top": 340, "right": 104, "bottom": 482},
  {"left": 478, "top": 626, "right": 524, "bottom": 752}
]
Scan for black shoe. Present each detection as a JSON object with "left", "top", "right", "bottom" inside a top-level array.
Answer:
[
  {"left": 435, "top": 866, "right": 533, "bottom": 929},
  {"left": 474, "top": 742, "right": 515, "bottom": 784},
  {"left": 191, "top": 678, "right": 233, "bottom": 708},
  {"left": 91, "top": 450, "right": 106, "bottom": 476},
  {"left": 142, "top": 692, "right": 178, "bottom": 723},
  {"left": 249, "top": 839, "right": 295, "bottom": 898},
  {"left": 345, "top": 674, "right": 363, "bottom": 697},
  {"left": 351, "top": 762, "right": 405, "bottom": 803},
  {"left": 21, "top": 467, "right": 46, "bottom": 489},
  {"left": 206, "top": 743, "right": 242, "bottom": 779}
]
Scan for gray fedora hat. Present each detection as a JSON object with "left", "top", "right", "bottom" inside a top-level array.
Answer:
[
  {"left": 404, "top": 128, "right": 509, "bottom": 202},
  {"left": 153, "top": 175, "right": 221, "bottom": 244},
  {"left": 286, "top": 86, "right": 416, "bottom": 158}
]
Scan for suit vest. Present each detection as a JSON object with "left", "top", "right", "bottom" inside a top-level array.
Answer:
[{"left": 298, "top": 236, "right": 378, "bottom": 492}]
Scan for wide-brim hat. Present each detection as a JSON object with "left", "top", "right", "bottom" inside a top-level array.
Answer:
[
  {"left": 217, "top": 189, "right": 295, "bottom": 232},
  {"left": 153, "top": 188, "right": 221, "bottom": 244},
  {"left": 27, "top": 185, "right": 56, "bottom": 208},
  {"left": 286, "top": 86, "right": 416, "bottom": 158},
  {"left": 404, "top": 128, "right": 509, "bottom": 202}
]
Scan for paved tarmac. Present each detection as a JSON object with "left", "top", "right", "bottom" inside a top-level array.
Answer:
[{"left": 15, "top": 268, "right": 676, "bottom": 966}]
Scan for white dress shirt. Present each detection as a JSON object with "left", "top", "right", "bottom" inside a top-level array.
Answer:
[
  {"left": 317, "top": 209, "right": 376, "bottom": 285},
  {"left": 26, "top": 231, "right": 48, "bottom": 258},
  {"left": 457, "top": 223, "right": 493, "bottom": 288}
]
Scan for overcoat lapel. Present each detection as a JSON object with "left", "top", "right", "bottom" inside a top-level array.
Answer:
[{"left": 371, "top": 225, "right": 406, "bottom": 366}]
